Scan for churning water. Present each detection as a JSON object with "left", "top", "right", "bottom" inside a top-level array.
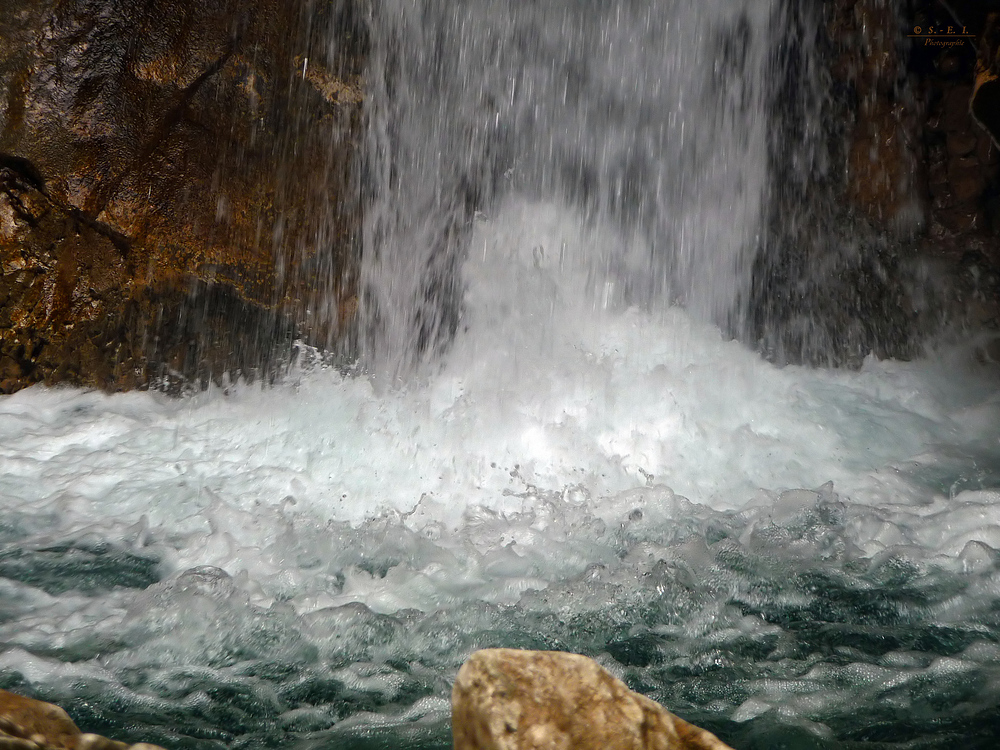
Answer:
[
  {"left": 2, "top": 2, "right": 1000, "bottom": 749},
  {"left": 359, "top": 0, "right": 774, "bottom": 379}
]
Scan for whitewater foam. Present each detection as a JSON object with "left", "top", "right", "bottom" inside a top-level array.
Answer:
[{"left": 1, "top": 199, "right": 999, "bottom": 746}]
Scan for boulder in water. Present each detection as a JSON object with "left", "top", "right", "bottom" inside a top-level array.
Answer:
[
  {"left": 451, "top": 648, "right": 734, "bottom": 750},
  {"left": 0, "top": 690, "right": 78, "bottom": 750},
  {"left": 0, "top": 690, "right": 164, "bottom": 750}
]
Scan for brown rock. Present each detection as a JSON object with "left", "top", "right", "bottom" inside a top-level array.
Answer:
[
  {"left": 938, "top": 206, "right": 983, "bottom": 233},
  {"left": 76, "top": 735, "right": 126, "bottom": 750},
  {"left": 946, "top": 130, "right": 978, "bottom": 157},
  {"left": 942, "top": 85, "right": 974, "bottom": 132},
  {"left": 977, "top": 130, "right": 999, "bottom": 165},
  {"left": 0, "top": 737, "right": 41, "bottom": 750},
  {"left": 928, "top": 157, "right": 952, "bottom": 201},
  {"left": 0, "top": 692, "right": 166, "bottom": 750},
  {"left": 927, "top": 110, "right": 945, "bottom": 133},
  {"left": 846, "top": 99, "right": 923, "bottom": 227},
  {"left": 0, "top": 690, "right": 79, "bottom": 750},
  {"left": 972, "top": 13, "right": 1000, "bottom": 147},
  {"left": 0, "top": 0, "right": 365, "bottom": 393},
  {"left": 452, "top": 649, "right": 734, "bottom": 750},
  {"left": 830, "top": 0, "right": 925, "bottom": 234},
  {"left": 929, "top": 181, "right": 952, "bottom": 203},
  {"left": 938, "top": 54, "right": 962, "bottom": 76},
  {"left": 948, "top": 156, "right": 986, "bottom": 201}
]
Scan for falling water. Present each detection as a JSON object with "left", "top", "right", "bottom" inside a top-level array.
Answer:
[
  {"left": 2, "top": 2, "right": 1000, "bottom": 750},
  {"left": 358, "top": 0, "right": 774, "bottom": 380}
]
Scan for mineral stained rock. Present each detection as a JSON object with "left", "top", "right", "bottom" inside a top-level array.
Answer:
[
  {"left": 973, "top": 13, "right": 1000, "bottom": 146},
  {"left": 452, "top": 649, "right": 734, "bottom": 750},
  {"left": 829, "top": 0, "right": 924, "bottom": 232},
  {"left": 0, "top": 0, "right": 365, "bottom": 393},
  {"left": 0, "top": 689, "right": 163, "bottom": 750}
]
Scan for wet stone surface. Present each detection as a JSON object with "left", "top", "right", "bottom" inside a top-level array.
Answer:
[{"left": 0, "top": 0, "right": 365, "bottom": 394}]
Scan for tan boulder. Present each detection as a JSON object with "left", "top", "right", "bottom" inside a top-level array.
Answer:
[
  {"left": 0, "top": 690, "right": 163, "bottom": 750},
  {"left": 451, "top": 649, "right": 734, "bottom": 750},
  {"left": 0, "top": 690, "right": 79, "bottom": 750}
]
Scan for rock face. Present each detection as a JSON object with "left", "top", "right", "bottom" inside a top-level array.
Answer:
[
  {"left": 0, "top": 0, "right": 365, "bottom": 393},
  {"left": 746, "top": 0, "right": 1000, "bottom": 367},
  {"left": 918, "top": 11, "right": 1000, "bottom": 238},
  {"left": 452, "top": 649, "right": 734, "bottom": 750},
  {"left": 904, "top": 2, "right": 1000, "bottom": 336},
  {"left": 0, "top": 689, "right": 163, "bottom": 750},
  {"left": 829, "top": 0, "right": 925, "bottom": 232},
  {"left": 973, "top": 13, "right": 1000, "bottom": 148}
]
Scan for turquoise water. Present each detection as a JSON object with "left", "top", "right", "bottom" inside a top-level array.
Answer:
[{"left": 3, "top": 478, "right": 1000, "bottom": 749}]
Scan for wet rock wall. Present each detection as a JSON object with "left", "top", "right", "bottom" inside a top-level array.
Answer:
[{"left": 0, "top": 0, "right": 365, "bottom": 393}]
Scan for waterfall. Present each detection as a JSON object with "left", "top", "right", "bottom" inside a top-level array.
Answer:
[
  {"left": 358, "top": 0, "right": 776, "bottom": 381},
  {"left": 3, "top": 2, "right": 1000, "bottom": 748}
]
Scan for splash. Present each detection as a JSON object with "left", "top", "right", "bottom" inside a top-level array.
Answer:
[
  {"left": 1, "top": 198, "right": 999, "bottom": 747},
  {"left": 358, "top": 0, "right": 774, "bottom": 380}
]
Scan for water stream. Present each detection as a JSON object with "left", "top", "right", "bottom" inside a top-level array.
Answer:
[{"left": 2, "top": 1, "right": 1000, "bottom": 749}]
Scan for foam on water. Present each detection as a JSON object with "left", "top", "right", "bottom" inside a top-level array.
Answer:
[{"left": 2, "top": 199, "right": 1000, "bottom": 748}]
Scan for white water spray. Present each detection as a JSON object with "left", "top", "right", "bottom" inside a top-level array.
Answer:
[{"left": 359, "top": 0, "right": 774, "bottom": 380}]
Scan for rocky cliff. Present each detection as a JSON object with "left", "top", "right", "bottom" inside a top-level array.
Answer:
[{"left": 0, "top": 0, "right": 364, "bottom": 393}]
